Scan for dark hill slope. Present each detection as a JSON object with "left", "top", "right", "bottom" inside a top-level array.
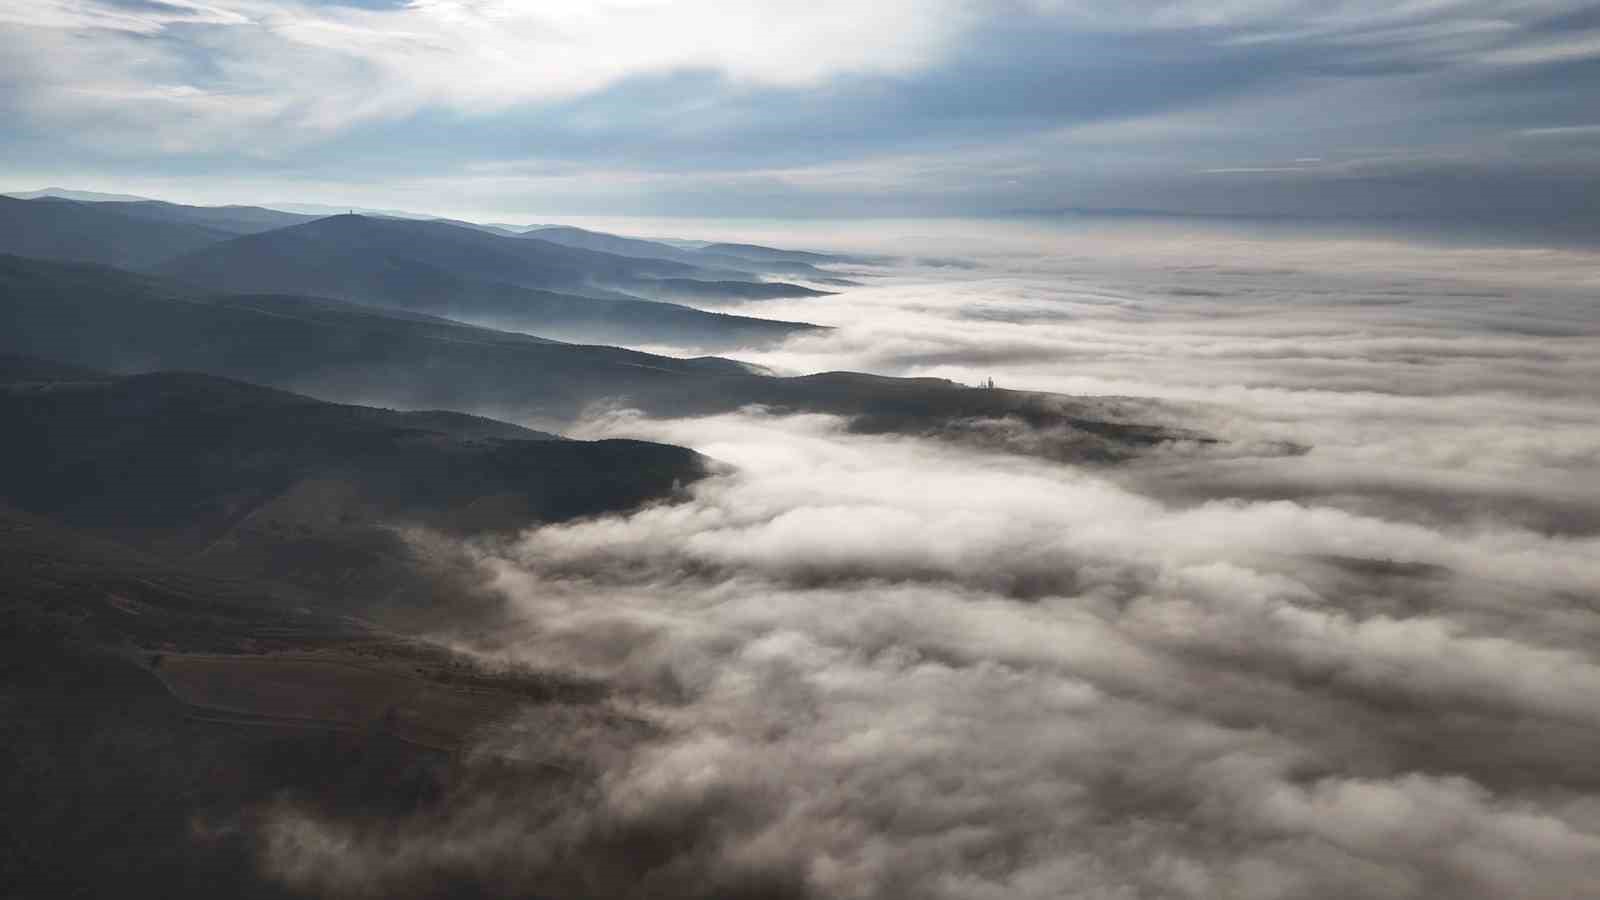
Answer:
[
  {"left": 154, "top": 215, "right": 823, "bottom": 348},
  {"left": 642, "top": 278, "right": 834, "bottom": 303},
  {"left": 0, "top": 503, "right": 594, "bottom": 899},
  {"left": 90, "top": 199, "right": 318, "bottom": 235},
  {"left": 159, "top": 213, "right": 696, "bottom": 297},
  {"left": 0, "top": 358, "right": 709, "bottom": 896},
  {"left": 524, "top": 224, "right": 734, "bottom": 267},
  {"left": 0, "top": 255, "right": 1213, "bottom": 461},
  {"left": 0, "top": 254, "right": 749, "bottom": 413},
  {"left": 526, "top": 224, "right": 859, "bottom": 284},
  {"left": 0, "top": 360, "right": 706, "bottom": 612},
  {"left": 0, "top": 195, "right": 232, "bottom": 269},
  {"left": 701, "top": 241, "right": 846, "bottom": 264},
  {"left": 0, "top": 367, "right": 704, "bottom": 553}
]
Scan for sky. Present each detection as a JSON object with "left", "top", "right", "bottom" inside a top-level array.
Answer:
[{"left": 3, "top": 0, "right": 1600, "bottom": 224}]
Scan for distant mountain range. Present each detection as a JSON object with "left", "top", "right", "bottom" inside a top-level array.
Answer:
[
  {"left": 0, "top": 186, "right": 1246, "bottom": 899},
  {"left": 93, "top": 198, "right": 318, "bottom": 234},
  {"left": 0, "top": 187, "right": 1248, "bottom": 900},
  {"left": 155, "top": 214, "right": 828, "bottom": 348},
  {"left": 5, "top": 185, "right": 866, "bottom": 275},
  {"left": 0, "top": 195, "right": 847, "bottom": 349},
  {"left": 4, "top": 186, "right": 158, "bottom": 203},
  {"left": 0, "top": 189, "right": 1215, "bottom": 456},
  {"left": 525, "top": 224, "right": 862, "bottom": 285},
  {"left": 0, "top": 252, "right": 1210, "bottom": 461},
  {"left": 0, "top": 194, "right": 235, "bottom": 269}
]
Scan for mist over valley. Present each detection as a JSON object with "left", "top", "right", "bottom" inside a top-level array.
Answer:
[
  {"left": 5, "top": 2, "right": 1600, "bottom": 896},
  {"left": 2, "top": 192, "right": 1597, "bottom": 898}
]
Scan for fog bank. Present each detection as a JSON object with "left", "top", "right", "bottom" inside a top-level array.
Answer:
[{"left": 263, "top": 221, "right": 1600, "bottom": 899}]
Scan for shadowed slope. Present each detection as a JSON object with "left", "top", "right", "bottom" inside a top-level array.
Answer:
[
  {"left": 527, "top": 224, "right": 861, "bottom": 284},
  {"left": 89, "top": 199, "right": 319, "bottom": 235},
  {"left": 0, "top": 502, "right": 588, "bottom": 900},
  {"left": 155, "top": 215, "right": 825, "bottom": 348},
  {"left": 0, "top": 360, "right": 707, "bottom": 610},
  {"left": 0, "top": 254, "right": 1220, "bottom": 462},
  {"left": 0, "top": 195, "right": 233, "bottom": 269}
]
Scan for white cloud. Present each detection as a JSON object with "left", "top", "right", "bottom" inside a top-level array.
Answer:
[
  {"left": 1520, "top": 124, "right": 1600, "bottom": 139},
  {"left": 238, "top": 220, "right": 1600, "bottom": 899},
  {"left": 1482, "top": 30, "right": 1600, "bottom": 65},
  {"left": 0, "top": 0, "right": 976, "bottom": 150},
  {"left": 4, "top": 0, "right": 1598, "bottom": 168},
  {"left": 263, "top": 403, "right": 1600, "bottom": 898}
]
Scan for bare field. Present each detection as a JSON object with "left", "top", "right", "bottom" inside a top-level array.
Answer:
[{"left": 155, "top": 652, "right": 532, "bottom": 747}]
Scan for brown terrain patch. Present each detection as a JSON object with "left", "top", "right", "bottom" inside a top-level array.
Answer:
[{"left": 154, "top": 651, "right": 538, "bottom": 750}]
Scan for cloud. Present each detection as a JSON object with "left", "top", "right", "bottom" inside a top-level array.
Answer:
[
  {"left": 255, "top": 405, "right": 1600, "bottom": 899},
  {"left": 246, "top": 223, "right": 1600, "bottom": 897},
  {"left": 1519, "top": 124, "right": 1600, "bottom": 138},
  {"left": 6, "top": 0, "right": 1600, "bottom": 221},
  {"left": 0, "top": 0, "right": 974, "bottom": 152}
]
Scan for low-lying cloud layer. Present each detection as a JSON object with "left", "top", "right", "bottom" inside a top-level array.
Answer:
[{"left": 261, "top": 222, "right": 1600, "bottom": 899}]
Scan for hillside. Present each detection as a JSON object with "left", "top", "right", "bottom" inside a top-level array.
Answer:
[
  {"left": 0, "top": 502, "right": 599, "bottom": 899},
  {"left": 161, "top": 213, "right": 702, "bottom": 297},
  {"left": 0, "top": 352, "right": 707, "bottom": 896},
  {"left": 0, "top": 195, "right": 232, "bottom": 269},
  {"left": 155, "top": 214, "right": 824, "bottom": 348},
  {"left": 0, "top": 255, "right": 1214, "bottom": 462},
  {"left": 0, "top": 360, "right": 706, "bottom": 612},
  {"left": 527, "top": 224, "right": 861, "bottom": 284},
  {"left": 88, "top": 199, "right": 318, "bottom": 235}
]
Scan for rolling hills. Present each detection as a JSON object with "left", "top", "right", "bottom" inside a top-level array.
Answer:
[
  {"left": 524, "top": 224, "right": 858, "bottom": 284},
  {"left": 0, "top": 254, "right": 1213, "bottom": 461},
  {"left": 0, "top": 351, "right": 707, "bottom": 898},
  {"left": 153, "top": 213, "right": 830, "bottom": 347},
  {"left": 0, "top": 357, "right": 707, "bottom": 612},
  {"left": 0, "top": 197, "right": 839, "bottom": 349},
  {"left": 0, "top": 195, "right": 232, "bottom": 269}
]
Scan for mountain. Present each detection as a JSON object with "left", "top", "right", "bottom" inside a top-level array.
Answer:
[
  {"left": 261, "top": 200, "right": 440, "bottom": 219},
  {"left": 160, "top": 213, "right": 709, "bottom": 295},
  {"left": 0, "top": 345, "right": 725, "bottom": 895},
  {"left": 426, "top": 216, "right": 525, "bottom": 236},
  {"left": 5, "top": 186, "right": 156, "bottom": 203},
  {"left": 525, "top": 224, "right": 759, "bottom": 270},
  {"left": 0, "top": 357, "right": 704, "bottom": 607},
  {"left": 0, "top": 254, "right": 728, "bottom": 417},
  {"left": 701, "top": 241, "right": 848, "bottom": 263},
  {"left": 639, "top": 278, "right": 835, "bottom": 303},
  {"left": 1, "top": 254, "right": 1216, "bottom": 462},
  {"left": 0, "top": 495, "right": 605, "bottom": 899},
  {"left": 155, "top": 214, "right": 826, "bottom": 348},
  {"left": 526, "top": 224, "right": 860, "bottom": 283},
  {"left": 86, "top": 199, "right": 318, "bottom": 235},
  {"left": 0, "top": 195, "right": 233, "bottom": 269}
]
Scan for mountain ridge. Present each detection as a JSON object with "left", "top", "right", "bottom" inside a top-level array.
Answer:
[
  {"left": 1, "top": 253, "right": 1218, "bottom": 463},
  {"left": 154, "top": 214, "right": 827, "bottom": 348}
]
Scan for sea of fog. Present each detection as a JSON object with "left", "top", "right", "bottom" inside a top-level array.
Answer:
[{"left": 266, "top": 219, "right": 1600, "bottom": 900}]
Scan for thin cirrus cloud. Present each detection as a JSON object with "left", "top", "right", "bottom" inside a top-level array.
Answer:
[{"left": 0, "top": 0, "right": 973, "bottom": 142}]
